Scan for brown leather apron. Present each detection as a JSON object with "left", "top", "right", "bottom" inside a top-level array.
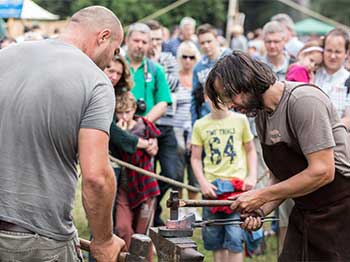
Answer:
[{"left": 261, "top": 84, "right": 350, "bottom": 261}]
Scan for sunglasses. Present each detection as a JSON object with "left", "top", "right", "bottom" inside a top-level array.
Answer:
[{"left": 182, "top": 55, "right": 196, "bottom": 60}]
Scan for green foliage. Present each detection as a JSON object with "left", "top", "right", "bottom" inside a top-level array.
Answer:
[
  {"left": 33, "top": 0, "right": 74, "bottom": 18},
  {"left": 310, "top": 0, "right": 350, "bottom": 27},
  {"left": 32, "top": 0, "right": 350, "bottom": 33},
  {"left": 33, "top": 0, "right": 227, "bottom": 32},
  {"left": 239, "top": 0, "right": 299, "bottom": 32}
]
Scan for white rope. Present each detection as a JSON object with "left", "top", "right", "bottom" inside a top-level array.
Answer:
[{"left": 109, "top": 155, "right": 201, "bottom": 192}]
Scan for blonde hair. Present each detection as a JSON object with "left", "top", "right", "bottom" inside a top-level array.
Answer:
[
  {"left": 180, "top": 17, "right": 196, "bottom": 29},
  {"left": 115, "top": 92, "right": 137, "bottom": 112},
  {"left": 177, "top": 41, "right": 201, "bottom": 71}
]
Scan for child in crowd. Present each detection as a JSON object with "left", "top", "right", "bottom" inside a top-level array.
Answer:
[
  {"left": 114, "top": 91, "right": 160, "bottom": 250},
  {"left": 286, "top": 41, "right": 323, "bottom": 83},
  {"left": 191, "top": 96, "right": 260, "bottom": 262}
]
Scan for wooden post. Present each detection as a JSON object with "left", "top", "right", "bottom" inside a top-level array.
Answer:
[{"left": 225, "top": 0, "right": 238, "bottom": 44}]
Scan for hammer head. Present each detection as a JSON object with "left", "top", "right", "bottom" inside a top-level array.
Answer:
[{"left": 166, "top": 191, "right": 179, "bottom": 220}]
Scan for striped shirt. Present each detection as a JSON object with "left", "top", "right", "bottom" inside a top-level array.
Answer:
[
  {"left": 156, "top": 52, "right": 180, "bottom": 126},
  {"left": 173, "top": 85, "right": 192, "bottom": 132}
]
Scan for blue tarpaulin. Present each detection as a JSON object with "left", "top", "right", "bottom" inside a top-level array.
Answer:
[{"left": 0, "top": 0, "right": 24, "bottom": 18}]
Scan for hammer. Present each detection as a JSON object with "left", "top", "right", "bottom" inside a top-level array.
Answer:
[{"left": 166, "top": 191, "right": 234, "bottom": 220}]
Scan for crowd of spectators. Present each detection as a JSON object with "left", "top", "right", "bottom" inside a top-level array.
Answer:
[{"left": 1, "top": 11, "right": 350, "bottom": 262}]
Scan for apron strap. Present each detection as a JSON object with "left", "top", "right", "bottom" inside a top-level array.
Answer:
[{"left": 301, "top": 210, "right": 309, "bottom": 262}]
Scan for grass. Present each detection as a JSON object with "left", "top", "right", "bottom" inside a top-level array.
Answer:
[{"left": 73, "top": 178, "right": 278, "bottom": 261}]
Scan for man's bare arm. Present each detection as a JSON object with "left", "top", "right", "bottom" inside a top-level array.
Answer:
[
  {"left": 230, "top": 148, "right": 335, "bottom": 214},
  {"left": 191, "top": 145, "right": 217, "bottom": 199},
  {"left": 243, "top": 140, "right": 257, "bottom": 191},
  {"left": 145, "top": 101, "right": 167, "bottom": 122},
  {"left": 78, "top": 128, "right": 125, "bottom": 260},
  {"left": 260, "top": 172, "right": 283, "bottom": 215}
]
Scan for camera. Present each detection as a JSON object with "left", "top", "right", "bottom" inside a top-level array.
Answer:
[{"left": 136, "top": 98, "right": 147, "bottom": 114}]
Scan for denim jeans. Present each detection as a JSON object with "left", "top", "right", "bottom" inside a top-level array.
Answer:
[
  {"left": 0, "top": 230, "right": 83, "bottom": 262},
  {"left": 154, "top": 125, "right": 179, "bottom": 222}
]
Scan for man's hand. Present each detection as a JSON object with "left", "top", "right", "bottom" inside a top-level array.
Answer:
[
  {"left": 240, "top": 213, "right": 263, "bottom": 231},
  {"left": 229, "top": 189, "right": 266, "bottom": 214},
  {"left": 90, "top": 234, "right": 126, "bottom": 262},
  {"left": 146, "top": 138, "right": 158, "bottom": 156},
  {"left": 199, "top": 180, "right": 217, "bottom": 199},
  {"left": 243, "top": 175, "right": 257, "bottom": 191}
]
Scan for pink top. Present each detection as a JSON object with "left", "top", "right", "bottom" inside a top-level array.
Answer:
[{"left": 286, "top": 64, "right": 310, "bottom": 83}]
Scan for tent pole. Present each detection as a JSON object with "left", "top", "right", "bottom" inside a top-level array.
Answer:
[{"left": 278, "top": 0, "right": 349, "bottom": 30}]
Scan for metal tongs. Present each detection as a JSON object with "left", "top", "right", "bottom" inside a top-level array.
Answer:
[
  {"left": 166, "top": 213, "right": 279, "bottom": 230},
  {"left": 193, "top": 216, "right": 279, "bottom": 227}
]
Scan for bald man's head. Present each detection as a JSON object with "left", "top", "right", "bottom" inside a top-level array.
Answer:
[
  {"left": 69, "top": 5, "right": 122, "bottom": 39},
  {"left": 61, "top": 6, "right": 123, "bottom": 69}
]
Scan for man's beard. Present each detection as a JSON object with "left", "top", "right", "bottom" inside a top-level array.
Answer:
[
  {"left": 131, "top": 49, "right": 145, "bottom": 62},
  {"left": 236, "top": 92, "right": 264, "bottom": 117}
]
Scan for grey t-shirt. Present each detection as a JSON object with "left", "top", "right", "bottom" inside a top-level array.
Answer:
[
  {"left": 256, "top": 82, "right": 350, "bottom": 176},
  {"left": 0, "top": 39, "right": 115, "bottom": 240}
]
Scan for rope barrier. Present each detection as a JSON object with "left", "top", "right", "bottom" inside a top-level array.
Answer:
[
  {"left": 109, "top": 155, "right": 201, "bottom": 192},
  {"left": 109, "top": 155, "right": 270, "bottom": 192}
]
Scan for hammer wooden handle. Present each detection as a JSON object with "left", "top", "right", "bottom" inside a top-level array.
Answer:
[{"left": 179, "top": 199, "right": 234, "bottom": 207}]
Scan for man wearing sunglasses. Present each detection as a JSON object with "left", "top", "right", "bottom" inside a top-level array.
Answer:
[{"left": 191, "top": 23, "right": 231, "bottom": 125}]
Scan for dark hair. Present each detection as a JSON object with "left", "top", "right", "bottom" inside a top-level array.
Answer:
[
  {"left": 205, "top": 51, "right": 276, "bottom": 109},
  {"left": 323, "top": 28, "right": 350, "bottom": 52},
  {"left": 144, "top": 20, "right": 161, "bottom": 31},
  {"left": 110, "top": 55, "right": 133, "bottom": 96},
  {"left": 196, "top": 23, "right": 217, "bottom": 37}
]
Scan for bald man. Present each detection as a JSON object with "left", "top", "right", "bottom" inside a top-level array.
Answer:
[{"left": 0, "top": 6, "right": 125, "bottom": 262}]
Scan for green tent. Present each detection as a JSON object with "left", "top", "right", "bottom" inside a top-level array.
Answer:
[{"left": 295, "top": 18, "right": 334, "bottom": 36}]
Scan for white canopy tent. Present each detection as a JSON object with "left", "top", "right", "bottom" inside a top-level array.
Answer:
[
  {"left": 20, "top": 0, "right": 59, "bottom": 20},
  {"left": 2, "top": 0, "right": 63, "bottom": 38}
]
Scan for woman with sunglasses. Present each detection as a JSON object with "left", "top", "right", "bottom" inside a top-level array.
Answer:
[{"left": 173, "top": 41, "right": 202, "bottom": 219}]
